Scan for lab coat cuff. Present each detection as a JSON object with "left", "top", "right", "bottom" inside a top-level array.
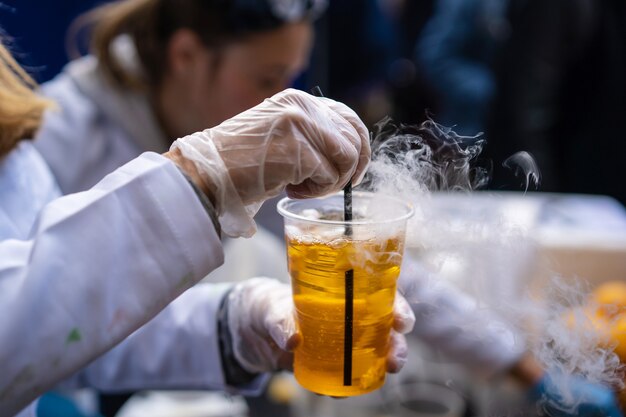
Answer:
[
  {"left": 139, "top": 152, "right": 224, "bottom": 280},
  {"left": 188, "top": 283, "right": 269, "bottom": 394},
  {"left": 206, "top": 284, "right": 270, "bottom": 396},
  {"left": 163, "top": 282, "right": 269, "bottom": 395},
  {"left": 229, "top": 373, "right": 271, "bottom": 397},
  {"left": 217, "top": 288, "right": 261, "bottom": 386},
  {"left": 177, "top": 169, "right": 221, "bottom": 238}
]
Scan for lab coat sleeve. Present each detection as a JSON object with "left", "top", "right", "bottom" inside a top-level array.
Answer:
[
  {"left": 57, "top": 283, "right": 267, "bottom": 395},
  {"left": 399, "top": 256, "right": 526, "bottom": 377},
  {"left": 0, "top": 152, "right": 223, "bottom": 417}
]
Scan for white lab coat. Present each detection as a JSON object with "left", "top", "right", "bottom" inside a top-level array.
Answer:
[
  {"left": 34, "top": 55, "right": 166, "bottom": 194},
  {"left": 0, "top": 143, "right": 262, "bottom": 417}
]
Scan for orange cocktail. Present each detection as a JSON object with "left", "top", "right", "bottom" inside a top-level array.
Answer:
[{"left": 278, "top": 192, "right": 413, "bottom": 396}]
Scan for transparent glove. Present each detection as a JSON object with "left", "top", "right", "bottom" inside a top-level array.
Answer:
[
  {"left": 171, "top": 88, "right": 370, "bottom": 237},
  {"left": 226, "top": 277, "right": 416, "bottom": 375},
  {"left": 530, "top": 372, "right": 623, "bottom": 417}
]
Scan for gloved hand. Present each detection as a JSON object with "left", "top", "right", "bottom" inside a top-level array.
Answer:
[
  {"left": 398, "top": 255, "right": 526, "bottom": 377},
  {"left": 171, "top": 88, "right": 370, "bottom": 237},
  {"left": 225, "top": 277, "right": 416, "bottom": 375},
  {"left": 530, "top": 372, "right": 623, "bottom": 417}
]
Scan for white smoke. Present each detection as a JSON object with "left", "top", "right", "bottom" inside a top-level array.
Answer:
[
  {"left": 503, "top": 151, "right": 542, "bottom": 192},
  {"left": 358, "top": 118, "right": 623, "bottom": 415}
]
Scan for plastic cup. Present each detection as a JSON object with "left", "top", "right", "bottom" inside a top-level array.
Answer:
[
  {"left": 277, "top": 192, "right": 413, "bottom": 397},
  {"left": 388, "top": 381, "right": 466, "bottom": 417}
]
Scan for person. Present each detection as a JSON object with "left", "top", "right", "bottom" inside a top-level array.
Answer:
[
  {"left": 0, "top": 38, "right": 419, "bottom": 417},
  {"left": 33, "top": 0, "right": 324, "bottom": 239},
  {"left": 13, "top": 0, "right": 621, "bottom": 410},
  {"left": 30, "top": 2, "right": 323, "bottom": 412}
]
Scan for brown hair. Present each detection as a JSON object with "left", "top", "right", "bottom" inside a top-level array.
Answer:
[
  {"left": 70, "top": 0, "right": 324, "bottom": 91},
  {"left": 0, "top": 42, "right": 54, "bottom": 158}
]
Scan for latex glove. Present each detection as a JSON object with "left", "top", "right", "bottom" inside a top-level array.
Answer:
[
  {"left": 171, "top": 88, "right": 370, "bottom": 237},
  {"left": 530, "top": 372, "right": 623, "bottom": 417},
  {"left": 226, "top": 277, "right": 416, "bottom": 374}
]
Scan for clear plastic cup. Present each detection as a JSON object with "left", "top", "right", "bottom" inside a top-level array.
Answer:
[
  {"left": 278, "top": 192, "right": 413, "bottom": 397},
  {"left": 388, "top": 381, "right": 466, "bottom": 417}
]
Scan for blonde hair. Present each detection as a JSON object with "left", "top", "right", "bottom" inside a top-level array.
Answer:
[
  {"left": 0, "top": 42, "right": 54, "bottom": 158},
  {"left": 69, "top": 0, "right": 159, "bottom": 90}
]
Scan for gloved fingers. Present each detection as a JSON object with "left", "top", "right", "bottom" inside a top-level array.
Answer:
[
  {"left": 353, "top": 138, "right": 371, "bottom": 186},
  {"left": 271, "top": 106, "right": 353, "bottom": 199},
  {"left": 286, "top": 332, "right": 302, "bottom": 351},
  {"left": 173, "top": 87, "right": 369, "bottom": 236},
  {"left": 386, "top": 330, "right": 409, "bottom": 374},
  {"left": 313, "top": 103, "right": 363, "bottom": 190},
  {"left": 264, "top": 286, "right": 300, "bottom": 372},
  {"left": 288, "top": 173, "right": 351, "bottom": 200},
  {"left": 260, "top": 278, "right": 302, "bottom": 352},
  {"left": 282, "top": 91, "right": 363, "bottom": 194},
  {"left": 300, "top": 108, "right": 361, "bottom": 195},
  {"left": 319, "top": 97, "right": 371, "bottom": 185},
  {"left": 393, "top": 291, "right": 416, "bottom": 334},
  {"left": 267, "top": 309, "right": 301, "bottom": 351},
  {"left": 267, "top": 87, "right": 311, "bottom": 108},
  {"left": 229, "top": 278, "right": 301, "bottom": 373},
  {"left": 285, "top": 153, "right": 340, "bottom": 199}
]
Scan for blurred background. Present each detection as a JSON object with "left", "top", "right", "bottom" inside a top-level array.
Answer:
[{"left": 2, "top": 0, "right": 624, "bottom": 204}]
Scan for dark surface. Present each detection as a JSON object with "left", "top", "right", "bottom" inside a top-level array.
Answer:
[{"left": 487, "top": 0, "right": 626, "bottom": 204}]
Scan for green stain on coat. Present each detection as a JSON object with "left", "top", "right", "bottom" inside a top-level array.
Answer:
[{"left": 66, "top": 328, "right": 81, "bottom": 344}]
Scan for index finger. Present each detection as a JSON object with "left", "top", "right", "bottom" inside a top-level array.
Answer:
[{"left": 320, "top": 98, "right": 371, "bottom": 185}]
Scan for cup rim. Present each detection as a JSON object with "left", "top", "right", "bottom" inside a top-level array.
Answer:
[
  {"left": 387, "top": 381, "right": 466, "bottom": 416},
  {"left": 277, "top": 191, "right": 414, "bottom": 226}
]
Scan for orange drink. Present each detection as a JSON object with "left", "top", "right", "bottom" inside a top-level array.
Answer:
[{"left": 278, "top": 192, "right": 413, "bottom": 396}]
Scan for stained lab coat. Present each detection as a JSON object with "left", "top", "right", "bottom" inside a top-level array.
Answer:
[
  {"left": 34, "top": 53, "right": 289, "bottom": 281},
  {"left": 0, "top": 142, "right": 262, "bottom": 417}
]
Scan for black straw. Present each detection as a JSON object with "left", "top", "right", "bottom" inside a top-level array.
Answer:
[
  {"left": 310, "top": 85, "right": 323, "bottom": 100},
  {"left": 310, "top": 86, "right": 354, "bottom": 386}
]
